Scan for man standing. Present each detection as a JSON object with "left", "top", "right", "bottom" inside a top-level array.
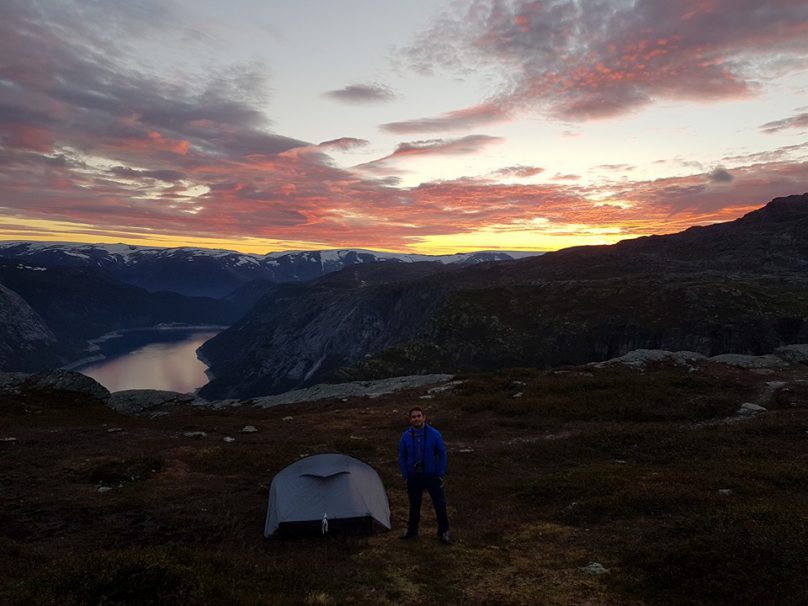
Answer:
[{"left": 398, "top": 406, "right": 451, "bottom": 544}]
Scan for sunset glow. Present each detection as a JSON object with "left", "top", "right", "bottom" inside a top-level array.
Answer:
[{"left": 1, "top": 1, "right": 807, "bottom": 254}]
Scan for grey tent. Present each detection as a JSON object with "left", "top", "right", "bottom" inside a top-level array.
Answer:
[{"left": 264, "top": 453, "right": 391, "bottom": 537}]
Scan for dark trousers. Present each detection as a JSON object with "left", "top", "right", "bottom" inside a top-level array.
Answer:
[{"left": 406, "top": 474, "right": 449, "bottom": 535}]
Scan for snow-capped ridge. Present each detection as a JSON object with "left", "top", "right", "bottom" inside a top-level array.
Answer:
[{"left": 0, "top": 240, "right": 543, "bottom": 298}]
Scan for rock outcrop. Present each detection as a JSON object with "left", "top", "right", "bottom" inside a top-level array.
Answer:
[
  {"left": 0, "top": 282, "right": 62, "bottom": 371},
  {"left": 21, "top": 370, "right": 110, "bottom": 402},
  {"left": 200, "top": 373, "right": 456, "bottom": 409},
  {"left": 595, "top": 346, "right": 808, "bottom": 370}
]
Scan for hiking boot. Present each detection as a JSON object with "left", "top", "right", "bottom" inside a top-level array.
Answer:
[
  {"left": 400, "top": 531, "right": 418, "bottom": 540},
  {"left": 439, "top": 531, "right": 452, "bottom": 545}
]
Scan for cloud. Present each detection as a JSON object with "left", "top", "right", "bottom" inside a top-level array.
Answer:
[
  {"left": 593, "top": 164, "right": 635, "bottom": 172},
  {"left": 323, "top": 84, "right": 395, "bottom": 104},
  {"left": 760, "top": 111, "right": 808, "bottom": 134},
  {"left": 392, "top": 135, "right": 503, "bottom": 157},
  {"left": 493, "top": 165, "right": 544, "bottom": 178},
  {"left": 381, "top": 103, "right": 508, "bottom": 134},
  {"left": 356, "top": 135, "right": 503, "bottom": 173},
  {"left": 318, "top": 137, "right": 370, "bottom": 150},
  {"left": 721, "top": 141, "right": 808, "bottom": 165},
  {"left": 2, "top": 0, "right": 808, "bottom": 254},
  {"left": 402, "top": 0, "right": 808, "bottom": 122},
  {"left": 707, "top": 167, "right": 734, "bottom": 183},
  {"left": 0, "top": 0, "right": 307, "bottom": 167}
]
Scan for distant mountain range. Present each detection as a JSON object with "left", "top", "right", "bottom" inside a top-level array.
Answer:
[
  {"left": 0, "top": 243, "right": 540, "bottom": 298},
  {"left": 198, "top": 194, "right": 808, "bottom": 399}
]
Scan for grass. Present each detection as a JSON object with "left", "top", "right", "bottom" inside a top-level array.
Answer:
[{"left": 2, "top": 360, "right": 808, "bottom": 605}]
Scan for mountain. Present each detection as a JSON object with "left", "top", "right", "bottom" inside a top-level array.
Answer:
[
  {"left": 199, "top": 194, "right": 808, "bottom": 399},
  {"left": 0, "top": 262, "right": 240, "bottom": 370},
  {"left": 198, "top": 262, "right": 457, "bottom": 398},
  {"left": 0, "top": 243, "right": 539, "bottom": 298},
  {"left": 0, "top": 282, "right": 63, "bottom": 370}
]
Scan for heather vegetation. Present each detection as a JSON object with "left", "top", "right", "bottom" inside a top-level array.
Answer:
[{"left": 2, "top": 360, "right": 807, "bottom": 605}]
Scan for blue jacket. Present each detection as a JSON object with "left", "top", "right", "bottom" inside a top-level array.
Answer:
[{"left": 399, "top": 424, "right": 447, "bottom": 480}]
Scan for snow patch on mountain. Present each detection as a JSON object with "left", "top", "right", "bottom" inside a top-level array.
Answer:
[{"left": 1, "top": 240, "right": 542, "bottom": 267}]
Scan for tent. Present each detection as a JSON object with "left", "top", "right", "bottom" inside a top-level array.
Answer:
[{"left": 264, "top": 453, "right": 391, "bottom": 537}]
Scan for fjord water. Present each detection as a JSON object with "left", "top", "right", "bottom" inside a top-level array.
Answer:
[{"left": 76, "top": 328, "right": 220, "bottom": 393}]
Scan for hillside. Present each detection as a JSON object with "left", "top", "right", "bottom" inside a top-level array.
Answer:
[
  {"left": 200, "top": 194, "right": 808, "bottom": 399},
  {"left": 2, "top": 356, "right": 807, "bottom": 605},
  {"left": 0, "top": 283, "right": 63, "bottom": 370}
]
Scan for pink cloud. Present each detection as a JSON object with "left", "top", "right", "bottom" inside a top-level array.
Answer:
[
  {"left": 2, "top": 0, "right": 808, "bottom": 253},
  {"left": 403, "top": 0, "right": 808, "bottom": 122},
  {"left": 3, "top": 133, "right": 808, "bottom": 250}
]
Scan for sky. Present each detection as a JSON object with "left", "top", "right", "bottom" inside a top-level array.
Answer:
[{"left": 1, "top": 0, "right": 807, "bottom": 255}]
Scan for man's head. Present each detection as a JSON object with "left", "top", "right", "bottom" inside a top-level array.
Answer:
[{"left": 409, "top": 406, "right": 425, "bottom": 429}]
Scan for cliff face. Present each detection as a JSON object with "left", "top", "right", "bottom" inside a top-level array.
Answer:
[
  {"left": 198, "top": 263, "right": 453, "bottom": 399},
  {"left": 0, "top": 282, "right": 62, "bottom": 371},
  {"left": 199, "top": 194, "right": 808, "bottom": 399}
]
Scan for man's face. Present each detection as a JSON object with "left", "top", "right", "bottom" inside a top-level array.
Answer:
[{"left": 409, "top": 410, "right": 425, "bottom": 429}]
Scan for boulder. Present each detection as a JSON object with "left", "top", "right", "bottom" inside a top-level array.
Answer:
[
  {"left": 22, "top": 370, "right": 109, "bottom": 401},
  {"left": 736, "top": 402, "right": 767, "bottom": 417},
  {"left": 579, "top": 562, "right": 609, "bottom": 575}
]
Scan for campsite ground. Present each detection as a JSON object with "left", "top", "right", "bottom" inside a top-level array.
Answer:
[{"left": 2, "top": 360, "right": 808, "bottom": 605}]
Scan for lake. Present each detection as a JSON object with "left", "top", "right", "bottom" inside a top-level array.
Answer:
[{"left": 74, "top": 327, "right": 222, "bottom": 393}]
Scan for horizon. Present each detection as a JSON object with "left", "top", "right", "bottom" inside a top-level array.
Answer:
[
  {"left": 0, "top": 238, "right": 547, "bottom": 257},
  {"left": 2, "top": 192, "right": 777, "bottom": 257},
  {"left": 1, "top": 1, "right": 807, "bottom": 255}
]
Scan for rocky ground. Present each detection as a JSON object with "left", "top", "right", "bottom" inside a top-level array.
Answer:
[{"left": 2, "top": 352, "right": 808, "bottom": 605}]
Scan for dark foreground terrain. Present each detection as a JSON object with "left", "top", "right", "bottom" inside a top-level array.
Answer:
[{"left": 2, "top": 359, "right": 808, "bottom": 605}]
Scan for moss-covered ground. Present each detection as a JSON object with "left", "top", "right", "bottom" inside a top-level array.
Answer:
[{"left": 2, "top": 360, "right": 807, "bottom": 605}]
